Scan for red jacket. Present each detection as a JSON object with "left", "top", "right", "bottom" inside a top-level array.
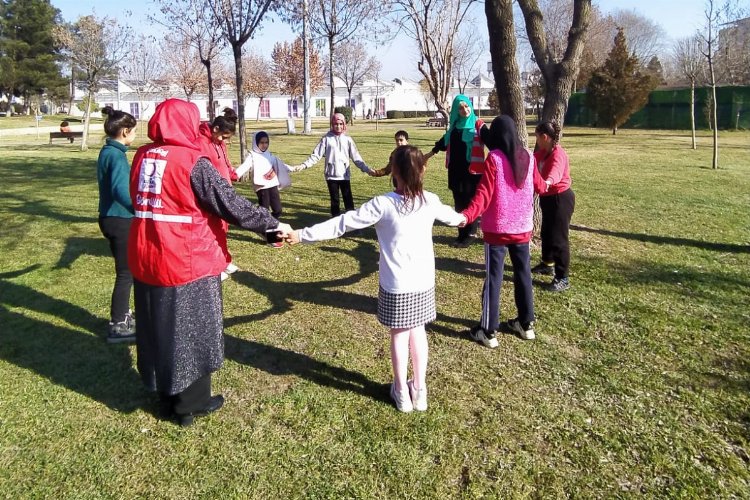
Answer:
[
  {"left": 128, "top": 99, "right": 228, "bottom": 286},
  {"left": 534, "top": 144, "right": 571, "bottom": 195},
  {"left": 198, "top": 122, "right": 237, "bottom": 183}
]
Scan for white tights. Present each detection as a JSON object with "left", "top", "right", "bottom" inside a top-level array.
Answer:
[{"left": 389, "top": 325, "right": 428, "bottom": 393}]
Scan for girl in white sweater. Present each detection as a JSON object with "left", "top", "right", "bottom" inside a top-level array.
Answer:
[
  {"left": 290, "top": 113, "right": 372, "bottom": 216},
  {"left": 287, "top": 146, "right": 466, "bottom": 413}
]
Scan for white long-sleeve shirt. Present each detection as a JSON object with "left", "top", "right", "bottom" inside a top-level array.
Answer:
[
  {"left": 300, "top": 191, "right": 464, "bottom": 293},
  {"left": 295, "top": 132, "right": 371, "bottom": 180}
]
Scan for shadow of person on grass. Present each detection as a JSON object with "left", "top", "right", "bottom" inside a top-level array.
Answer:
[
  {"left": 54, "top": 236, "right": 110, "bottom": 269},
  {"left": 224, "top": 337, "right": 388, "bottom": 404},
  {"left": 0, "top": 266, "right": 144, "bottom": 413}
]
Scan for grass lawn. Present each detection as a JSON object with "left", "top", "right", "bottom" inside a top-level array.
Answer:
[{"left": 0, "top": 119, "right": 748, "bottom": 497}]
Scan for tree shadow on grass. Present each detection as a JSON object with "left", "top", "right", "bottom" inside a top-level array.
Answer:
[
  {"left": 54, "top": 236, "right": 110, "bottom": 269},
  {"left": 572, "top": 223, "right": 750, "bottom": 254},
  {"left": 0, "top": 266, "right": 143, "bottom": 413},
  {"left": 2, "top": 193, "right": 96, "bottom": 224},
  {"left": 224, "top": 337, "right": 388, "bottom": 404}
]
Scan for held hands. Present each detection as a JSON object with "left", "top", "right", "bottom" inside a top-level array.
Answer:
[
  {"left": 285, "top": 229, "right": 301, "bottom": 245},
  {"left": 457, "top": 214, "right": 468, "bottom": 227},
  {"left": 275, "top": 223, "right": 293, "bottom": 240}
]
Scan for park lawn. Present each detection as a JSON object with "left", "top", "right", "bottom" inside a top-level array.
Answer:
[{"left": 0, "top": 120, "right": 748, "bottom": 497}]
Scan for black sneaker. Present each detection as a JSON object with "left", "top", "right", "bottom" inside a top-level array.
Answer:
[
  {"left": 107, "top": 313, "right": 136, "bottom": 344},
  {"left": 507, "top": 318, "right": 536, "bottom": 340},
  {"left": 531, "top": 262, "right": 554, "bottom": 275},
  {"left": 469, "top": 325, "right": 498, "bottom": 348},
  {"left": 547, "top": 277, "right": 570, "bottom": 292}
]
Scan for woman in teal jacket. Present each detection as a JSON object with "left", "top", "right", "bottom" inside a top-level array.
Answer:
[{"left": 97, "top": 106, "right": 137, "bottom": 343}]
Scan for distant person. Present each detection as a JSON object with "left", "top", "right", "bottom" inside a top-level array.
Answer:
[
  {"left": 290, "top": 113, "right": 373, "bottom": 217},
  {"left": 128, "top": 98, "right": 292, "bottom": 426},
  {"left": 532, "top": 121, "right": 575, "bottom": 292},
  {"left": 60, "top": 120, "right": 74, "bottom": 143},
  {"left": 461, "top": 115, "right": 548, "bottom": 348},
  {"left": 97, "top": 106, "right": 138, "bottom": 343},
  {"left": 424, "top": 95, "right": 488, "bottom": 247},
  {"left": 198, "top": 107, "right": 240, "bottom": 279},
  {"left": 369, "top": 130, "right": 410, "bottom": 186},
  {"left": 286, "top": 145, "right": 466, "bottom": 413}
]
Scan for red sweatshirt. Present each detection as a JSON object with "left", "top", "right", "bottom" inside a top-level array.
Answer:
[{"left": 534, "top": 144, "right": 571, "bottom": 195}]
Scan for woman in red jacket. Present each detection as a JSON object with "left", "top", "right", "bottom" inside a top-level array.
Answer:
[{"left": 532, "top": 121, "right": 575, "bottom": 292}]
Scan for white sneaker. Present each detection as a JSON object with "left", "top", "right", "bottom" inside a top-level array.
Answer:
[
  {"left": 407, "top": 379, "right": 427, "bottom": 412},
  {"left": 508, "top": 318, "right": 535, "bottom": 340},
  {"left": 390, "top": 383, "right": 413, "bottom": 413},
  {"left": 220, "top": 271, "right": 229, "bottom": 282},
  {"left": 469, "top": 325, "right": 498, "bottom": 348},
  {"left": 225, "top": 262, "right": 239, "bottom": 274}
]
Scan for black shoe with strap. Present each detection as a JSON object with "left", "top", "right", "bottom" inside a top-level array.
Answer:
[{"left": 176, "top": 395, "right": 225, "bottom": 427}]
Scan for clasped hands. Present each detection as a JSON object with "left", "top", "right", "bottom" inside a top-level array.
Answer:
[{"left": 272, "top": 223, "right": 301, "bottom": 245}]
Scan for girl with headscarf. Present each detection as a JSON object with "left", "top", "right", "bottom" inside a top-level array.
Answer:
[
  {"left": 128, "top": 99, "right": 293, "bottom": 426},
  {"left": 425, "top": 95, "right": 489, "bottom": 247},
  {"left": 290, "top": 113, "right": 373, "bottom": 217},
  {"left": 461, "top": 115, "right": 548, "bottom": 348}
]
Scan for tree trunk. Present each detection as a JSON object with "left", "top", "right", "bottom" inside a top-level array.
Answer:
[
  {"left": 232, "top": 43, "right": 247, "bottom": 162},
  {"left": 612, "top": 127, "right": 617, "bottom": 135},
  {"left": 67, "top": 67, "right": 75, "bottom": 117},
  {"left": 203, "top": 59, "right": 215, "bottom": 123},
  {"left": 81, "top": 90, "right": 92, "bottom": 152},
  {"left": 690, "top": 80, "right": 696, "bottom": 150},
  {"left": 328, "top": 36, "right": 335, "bottom": 116}
]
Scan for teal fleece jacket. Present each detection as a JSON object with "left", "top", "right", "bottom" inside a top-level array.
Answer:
[{"left": 97, "top": 138, "right": 134, "bottom": 218}]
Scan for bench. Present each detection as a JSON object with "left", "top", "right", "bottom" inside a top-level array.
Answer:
[
  {"left": 49, "top": 131, "right": 83, "bottom": 144},
  {"left": 425, "top": 116, "right": 446, "bottom": 127}
]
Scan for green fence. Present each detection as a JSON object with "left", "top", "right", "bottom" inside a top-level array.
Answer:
[{"left": 565, "top": 86, "right": 750, "bottom": 130}]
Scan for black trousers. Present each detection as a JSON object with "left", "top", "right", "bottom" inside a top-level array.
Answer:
[
  {"left": 451, "top": 181, "right": 479, "bottom": 242},
  {"left": 326, "top": 179, "right": 354, "bottom": 216},
  {"left": 539, "top": 189, "right": 575, "bottom": 279},
  {"left": 98, "top": 216, "right": 133, "bottom": 322},
  {"left": 163, "top": 373, "right": 212, "bottom": 415},
  {"left": 256, "top": 186, "right": 282, "bottom": 218}
]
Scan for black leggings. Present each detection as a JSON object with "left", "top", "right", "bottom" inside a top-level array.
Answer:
[
  {"left": 256, "top": 186, "right": 282, "bottom": 218},
  {"left": 539, "top": 189, "right": 575, "bottom": 279},
  {"left": 98, "top": 216, "right": 133, "bottom": 322}
]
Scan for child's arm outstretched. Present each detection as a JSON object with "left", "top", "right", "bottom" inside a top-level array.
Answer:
[
  {"left": 435, "top": 201, "right": 467, "bottom": 228},
  {"left": 286, "top": 198, "right": 383, "bottom": 244},
  {"left": 347, "top": 137, "right": 373, "bottom": 174},
  {"left": 289, "top": 137, "right": 326, "bottom": 172}
]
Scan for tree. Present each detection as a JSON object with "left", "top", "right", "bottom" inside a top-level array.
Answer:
[
  {"left": 524, "top": 68, "right": 545, "bottom": 120},
  {"left": 609, "top": 9, "right": 667, "bottom": 66},
  {"left": 713, "top": 2, "right": 750, "bottom": 85},
  {"left": 331, "top": 40, "right": 380, "bottom": 116},
  {"left": 161, "top": 34, "right": 207, "bottom": 102},
  {"left": 272, "top": 37, "right": 325, "bottom": 103},
  {"left": 0, "top": 0, "right": 66, "bottom": 115},
  {"left": 393, "top": 0, "right": 478, "bottom": 121},
  {"left": 698, "top": 0, "right": 723, "bottom": 169},
  {"left": 645, "top": 55, "right": 665, "bottom": 85},
  {"left": 209, "top": 0, "right": 276, "bottom": 161},
  {"left": 53, "top": 15, "right": 130, "bottom": 150},
  {"left": 586, "top": 28, "right": 656, "bottom": 135},
  {"left": 672, "top": 35, "right": 706, "bottom": 150},
  {"left": 515, "top": 0, "right": 592, "bottom": 126},
  {"left": 153, "top": 0, "right": 225, "bottom": 122},
  {"left": 121, "top": 34, "right": 163, "bottom": 131},
  {"left": 452, "top": 24, "right": 488, "bottom": 93},
  {"left": 240, "top": 51, "right": 275, "bottom": 121}
]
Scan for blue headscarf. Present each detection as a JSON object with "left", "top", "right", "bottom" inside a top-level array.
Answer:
[{"left": 443, "top": 94, "right": 477, "bottom": 162}]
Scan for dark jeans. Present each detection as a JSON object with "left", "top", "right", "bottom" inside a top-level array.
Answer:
[
  {"left": 480, "top": 242, "right": 534, "bottom": 332},
  {"left": 451, "top": 181, "right": 479, "bottom": 242},
  {"left": 256, "top": 186, "right": 282, "bottom": 218},
  {"left": 326, "top": 179, "right": 354, "bottom": 216},
  {"left": 98, "top": 216, "right": 133, "bottom": 323},
  {"left": 540, "top": 189, "right": 575, "bottom": 279}
]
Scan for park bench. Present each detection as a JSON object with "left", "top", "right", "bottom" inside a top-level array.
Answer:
[
  {"left": 425, "top": 116, "right": 446, "bottom": 127},
  {"left": 49, "top": 131, "right": 83, "bottom": 144}
]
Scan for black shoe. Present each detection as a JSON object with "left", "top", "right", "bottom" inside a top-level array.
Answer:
[
  {"left": 106, "top": 314, "right": 136, "bottom": 344},
  {"left": 547, "top": 277, "right": 570, "bottom": 292},
  {"left": 176, "top": 395, "right": 225, "bottom": 427},
  {"left": 531, "top": 262, "right": 554, "bottom": 275}
]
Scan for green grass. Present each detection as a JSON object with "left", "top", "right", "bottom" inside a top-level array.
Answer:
[{"left": 1, "top": 120, "right": 748, "bottom": 497}]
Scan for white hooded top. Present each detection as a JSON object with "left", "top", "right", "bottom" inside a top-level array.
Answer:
[{"left": 236, "top": 132, "right": 286, "bottom": 192}]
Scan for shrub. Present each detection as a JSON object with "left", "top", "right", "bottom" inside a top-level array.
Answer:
[{"left": 333, "top": 106, "right": 352, "bottom": 124}]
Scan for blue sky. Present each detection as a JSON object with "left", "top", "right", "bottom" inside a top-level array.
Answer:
[{"left": 51, "top": 0, "right": 709, "bottom": 80}]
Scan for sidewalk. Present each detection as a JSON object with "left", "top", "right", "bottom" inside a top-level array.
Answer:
[{"left": 0, "top": 124, "right": 101, "bottom": 137}]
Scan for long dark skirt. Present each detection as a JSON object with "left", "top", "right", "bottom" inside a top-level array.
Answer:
[{"left": 134, "top": 275, "right": 224, "bottom": 396}]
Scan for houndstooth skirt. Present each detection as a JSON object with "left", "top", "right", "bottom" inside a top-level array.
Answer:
[{"left": 377, "top": 286, "right": 436, "bottom": 328}]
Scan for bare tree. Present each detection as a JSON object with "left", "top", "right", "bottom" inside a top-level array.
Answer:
[
  {"left": 53, "top": 15, "right": 130, "bottom": 151},
  {"left": 393, "top": 0, "right": 478, "bottom": 121},
  {"left": 609, "top": 9, "right": 667, "bottom": 66},
  {"left": 161, "top": 34, "right": 207, "bottom": 102},
  {"left": 672, "top": 35, "right": 706, "bottom": 149},
  {"left": 209, "top": 0, "right": 276, "bottom": 161},
  {"left": 331, "top": 41, "right": 381, "bottom": 115},
  {"left": 516, "top": 0, "right": 592, "bottom": 126},
  {"left": 452, "top": 24, "right": 488, "bottom": 93},
  {"left": 121, "top": 34, "right": 162, "bottom": 133},
  {"left": 272, "top": 37, "right": 325, "bottom": 103},
  {"left": 152, "top": 0, "right": 224, "bottom": 122},
  {"left": 699, "top": 0, "right": 722, "bottom": 169},
  {"left": 713, "top": 2, "right": 750, "bottom": 85},
  {"left": 242, "top": 51, "right": 277, "bottom": 121}
]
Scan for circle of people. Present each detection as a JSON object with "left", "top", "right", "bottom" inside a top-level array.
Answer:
[{"left": 95, "top": 95, "right": 573, "bottom": 425}]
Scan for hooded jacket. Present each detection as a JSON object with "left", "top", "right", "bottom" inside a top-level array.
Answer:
[{"left": 128, "top": 99, "right": 228, "bottom": 286}]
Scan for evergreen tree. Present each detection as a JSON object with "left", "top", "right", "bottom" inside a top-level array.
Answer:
[
  {"left": 0, "top": 0, "right": 66, "bottom": 113},
  {"left": 586, "top": 28, "right": 657, "bottom": 134}
]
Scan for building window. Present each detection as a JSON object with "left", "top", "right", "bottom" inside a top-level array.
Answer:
[
  {"left": 347, "top": 98, "right": 356, "bottom": 108},
  {"left": 260, "top": 99, "right": 270, "bottom": 118},
  {"left": 287, "top": 99, "right": 299, "bottom": 118},
  {"left": 129, "top": 102, "right": 140, "bottom": 119},
  {"left": 315, "top": 99, "right": 326, "bottom": 117}
]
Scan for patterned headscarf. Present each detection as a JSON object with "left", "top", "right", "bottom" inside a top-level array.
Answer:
[
  {"left": 443, "top": 94, "right": 477, "bottom": 162},
  {"left": 331, "top": 113, "right": 347, "bottom": 135}
]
